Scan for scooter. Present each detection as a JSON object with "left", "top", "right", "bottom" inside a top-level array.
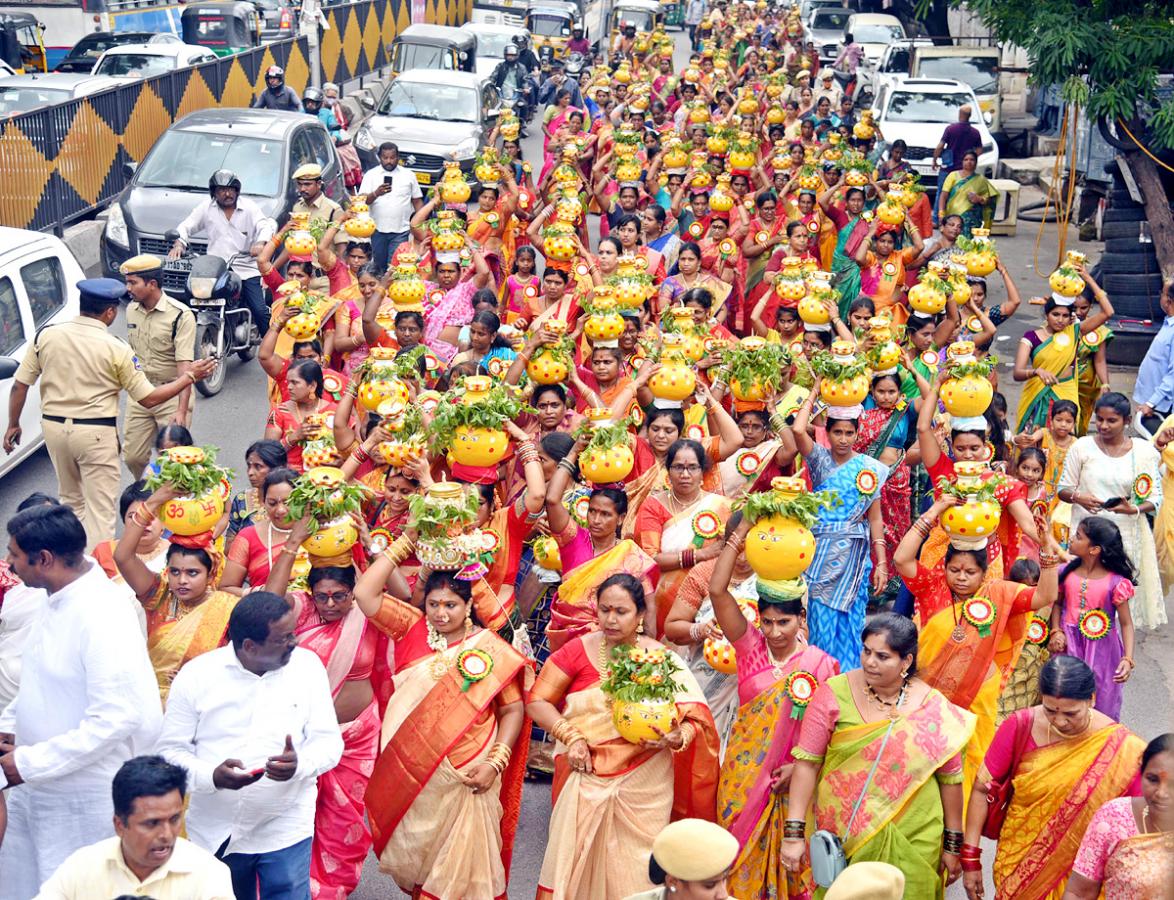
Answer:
[{"left": 162, "top": 231, "right": 260, "bottom": 397}]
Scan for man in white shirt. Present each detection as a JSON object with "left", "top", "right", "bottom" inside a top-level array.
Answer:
[
  {"left": 156, "top": 592, "right": 342, "bottom": 900},
  {"left": 169, "top": 169, "right": 277, "bottom": 333},
  {"left": 35, "top": 755, "right": 234, "bottom": 900},
  {"left": 358, "top": 142, "right": 424, "bottom": 274},
  {"left": 0, "top": 504, "right": 162, "bottom": 900}
]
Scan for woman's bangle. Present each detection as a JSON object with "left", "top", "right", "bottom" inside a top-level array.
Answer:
[
  {"left": 279, "top": 543, "right": 299, "bottom": 557},
  {"left": 381, "top": 533, "right": 415, "bottom": 567},
  {"left": 783, "top": 819, "right": 806, "bottom": 840},
  {"left": 352, "top": 446, "right": 371, "bottom": 464},
  {"left": 871, "top": 538, "right": 885, "bottom": 546}
]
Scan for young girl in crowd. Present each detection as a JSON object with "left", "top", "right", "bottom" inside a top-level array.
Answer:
[
  {"left": 502, "top": 246, "right": 541, "bottom": 326},
  {"left": 1015, "top": 447, "right": 1049, "bottom": 562}
]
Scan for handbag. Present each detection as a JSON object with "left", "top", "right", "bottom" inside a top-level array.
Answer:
[
  {"left": 982, "top": 709, "right": 1032, "bottom": 839},
  {"left": 809, "top": 718, "right": 896, "bottom": 888}
]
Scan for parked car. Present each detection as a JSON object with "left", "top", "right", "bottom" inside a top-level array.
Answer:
[
  {"left": 54, "top": 31, "right": 182, "bottom": 73},
  {"left": 858, "top": 38, "right": 932, "bottom": 107},
  {"left": 801, "top": 0, "right": 850, "bottom": 27},
  {"left": 843, "top": 12, "right": 905, "bottom": 68},
  {"left": 250, "top": 0, "right": 299, "bottom": 41},
  {"left": 388, "top": 24, "right": 477, "bottom": 75},
  {"left": 92, "top": 42, "right": 218, "bottom": 78},
  {"left": 0, "top": 226, "right": 83, "bottom": 480},
  {"left": 102, "top": 108, "right": 346, "bottom": 290},
  {"left": 0, "top": 72, "right": 131, "bottom": 115},
  {"left": 353, "top": 70, "right": 502, "bottom": 186},
  {"left": 805, "top": 7, "right": 852, "bottom": 65},
  {"left": 461, "top": 22, "right": 529, "bottom": 78},
  {"left": 873, "top": 77, "right": 999, "bottom": 194}
]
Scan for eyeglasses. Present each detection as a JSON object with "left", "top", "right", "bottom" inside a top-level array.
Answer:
[
  {"left": 312, "top": 591, "right": 351, "bottom": 605},
  {"left": 669, "top": 464, "right": 702, "bottom": 475}
]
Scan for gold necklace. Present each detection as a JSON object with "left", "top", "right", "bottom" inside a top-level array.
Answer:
[
  {"left": 427, "top": 618, "right": 472, "bottom": 680},
  {"left": 865, "top": 681, "right": 908, "bottom": 720},
  {"left": 1047, "top": 711, "right": 1092, "bottom": 744}
]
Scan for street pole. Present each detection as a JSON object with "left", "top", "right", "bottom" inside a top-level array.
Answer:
[{"left": 300, "top": 0, "right": 326, "bottom": 89}]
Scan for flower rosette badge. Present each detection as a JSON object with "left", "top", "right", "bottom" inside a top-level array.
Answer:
[
  {"left": 784, "top": 670, "right": 819, "bottom": 719},
  {"left": 690, "top": 510, "right": 723, "bottom": 548},
  {"left": 367, "top": 527, "right": 393, "bottom": 554},
  {"left": 1133, "top": 473, "right": 1153, "bottom": 504},
  {"left": 1026, "top": 614, "right": 1049, "bottom": 646},
  {"left": 1078, "top": 607, "right": 1111, "bottom": 641},
  {"left": 961, "top": 596, "right": 997, "bottom": 638},
  {"left": 455, "top": 648, "right": 494, "bottom": 692},
  {"left": 855, "top": 468, "right": 879, "bottom": 497},
  {"left": 734, "top": 449, "right": 762, "bottom": 479}
]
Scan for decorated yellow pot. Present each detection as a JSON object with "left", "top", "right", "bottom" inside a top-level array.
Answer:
[
  {"left": 376, "top": 439, "right": 424, "bottom": 468},
  {"left": 585, "top": 306, "right": 625, "bottom": 345},
  {"left": 709, "top": 175, "right": 735, "bottom": 212},
  {"left": 798, "top": 293, "right": 830, "bottom": 326},
  {"left": 388, "top": 264, "right": 426, "bottom": 309},
  {"left": 343, "top": 212, "right": 376, "bottom": 239},
  {"left": 877, "top": 200, "right": 905, "bottom": 226},
  {"left": 616, "top": 159, "right": 642, "bottom": 183},
  {"left": 527, "top": 346, "right": 570, "bottom": 384},
  {"left": 663, "top": 142, "right": 689, "bottom": 169},
  {"left": 775, "top": 257, "right": 808, "bottom": 303},
  {"left": 439, "top": 161, "right": 472, "bottom": 204},
  {"left": 706, "top": 133, "right": 729, "bottom": 155},
  {"left": 844, "top": 168, "right": 869, "bottom": 187},
  {"left": 160, "top": 488, "right": 227, "bottom": 537},
  {"left": 745, "top": 478, "right": 817, "bottom": 581},
  {"left": 649, "top": 342, "right": 696, "bottom": 405},
  {"left": 821, "top": 372, "right": 870, "bottom": 407},
  {"left": 451, "top": 426, "right": 510, "bottom": 467},
  {"left": 941, "top": 497, "right": 1001, "bottom": 550},
  {"left": 908, "top": 278, "right": 948, "bottom": 315},
  {"left": 940, "top": 341, "right": 993, "bottom": 417},
  {"left": 736, "top": 90, "right": 759, "bottom": 116},
  {"left": 532, "top": 534, "right": 561, "bottom": 571},
  {"left": 284, "top": 312, "right": 321, "bottom": 340},
  {"left": 964, "top": 228, "right": 997, "bottom": 276},
  {"left": 284, "top": 228, "right": 316, "bottom": 260},
  {"left": 1048, "top": 254, "right": 1085, "bottom": 298},
  {"left": 728, "top": 141, "right": 757, "bottom": 171},
  {"left": 303, "top": 515, "right": 359, "bottom": 558},
  {"left": 544, "top": 224, "right": 578, "bottom": 261},
  {"left": 612, "top": 698, "right": 679, "bottom": 744},
  {"left": 703, "top": 600, "right": 760, "bottom": 674},
  {"left": 797, "top": 167, "right": 824, "bottom": 192},
  {"left": 580, "top": 441, "right": 635, "bottom": 484}
]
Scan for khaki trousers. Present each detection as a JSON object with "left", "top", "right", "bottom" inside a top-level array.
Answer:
[
  {"left": 41, "top": 418, "right": 121, "bottom": 549},
  {"left": 123, "top": 394, "right": 186, "bottom": 479}
]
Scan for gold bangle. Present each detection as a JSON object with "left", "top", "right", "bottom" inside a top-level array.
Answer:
[{"left": 381, "top": 533, "right": 415, "bottom": 567}]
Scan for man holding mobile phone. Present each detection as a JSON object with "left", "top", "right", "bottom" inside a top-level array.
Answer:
[
  {"left": 156, "top": 593, "right": 342, "bottom": 899},
  {"left": 358, "top": 142, "right": 424, "bottom": 275}
]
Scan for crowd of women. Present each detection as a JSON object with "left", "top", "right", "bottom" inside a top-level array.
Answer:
[{"left": 4, "top": 3, "right": 1173, "bottom": 899}]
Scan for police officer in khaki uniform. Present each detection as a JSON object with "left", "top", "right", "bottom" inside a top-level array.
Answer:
[
  {"left": 121, "top": 254, "right": 197, "bottom": 477},
  {"left": 289, "top": 163, "right": 344, "bottom": 292},
  {"left": 3, "top": 278, "right": 216, "bottom": 549}
]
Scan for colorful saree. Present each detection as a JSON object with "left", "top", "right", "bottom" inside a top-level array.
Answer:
[
  {"left": 1075, "top": 324, "right": 1113, "bottom": 433},
  {"left": 719, "top": 642, "right": 839, "bottom": 900},
  {"left": 1156, "top": 413, "right": 1174, "bottom": 594},
  {"left": 1072, "top": 797, "right": 1174, "bottom": 900},
  {"left": 941, "top": 171, "right": 998, "bottom": 236},
  {"left": 1016, "top": 324, "right": 1080, "bottom": 432},
  {"left": 793, "top": 676, "right": 975, "bottom": 899},
  {"left": 991, "top": 720, "right": 1144, "bottom": 900},
  {"left": 635, "top": 492, "right": 732, "bottom": 638},
  {"left": 909, "top": 566, "right": 1034, "bottom": 800},
  {"left": 854, "top": 407, "right": 911, "bottom": 606},
  {"left": 829, "top": 211, "right": 869, "bottom": 318},
  {"left": 143, "top": 584, "right": 238, "bottom": 702},
  {"left": 365, "top": 601, "right": 529, "bottom": 900},
  {"left": 719, "top": 440, "right": 785, "bottom": 500},
  {"left": 293, "top": 597, "right": 387, "bottom": 900},
  {"left": 532, "top": 635, "right": 720, "bottom": 900}
]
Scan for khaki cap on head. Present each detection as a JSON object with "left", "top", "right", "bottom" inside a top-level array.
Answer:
[
  {"left": 651, "top": 819, "right": 739, "bottom": 882},
  {"left": 292, "top": 163, "right": 323, "bottom": 180},
  {"left": 119, "top": 254, "right": 163, "bottom": 275},
  {"left": 824, "top": 862, "right": 906, "bottom": 900}
]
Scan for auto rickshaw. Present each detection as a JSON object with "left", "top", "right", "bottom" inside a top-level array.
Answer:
[
  {"left": 0, "top": 13, "right": 48, "bottom": 74},
  {"left": 180, "top": 2, "right": 261, "bottom": 58},
  {"left": 662, "top": 0, "right": 685, "bottom": 30},
  {"left": 608, "top": 0, "right": 662, "bottom": 52},
  {"left": 526, "top": 2, "right": 577, "bottom": 61},
  {"left": 389, "top": 24, "right": 477, "bottom": 75}
]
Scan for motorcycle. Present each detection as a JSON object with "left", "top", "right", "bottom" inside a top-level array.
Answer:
[{"left": 162, "top": 230, "right": 260, "bottom": 397}]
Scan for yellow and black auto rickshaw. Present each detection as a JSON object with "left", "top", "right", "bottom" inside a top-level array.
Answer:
[
  {"left": 608, "top": 0, "right": 662, "bottom": 51},
  {"left": 180, "top": 2, "right": 261, "bottom": 58},
  {"left": 527, "top": 2, "right": 577, "bottom": 61},
  {"left": 0, "top": 13, "right": 48, "bottom": 74}
]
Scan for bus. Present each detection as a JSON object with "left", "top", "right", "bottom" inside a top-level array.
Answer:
[{"left": 6, "top": 0, "right": 186, "bottom": 69}]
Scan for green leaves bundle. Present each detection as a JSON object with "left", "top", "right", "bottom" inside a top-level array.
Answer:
[
  {"left": 426, "top": 382, "right": 533, "bottom": 453},
  {"left": 407, "top": 488, "right": 479, "bottom": 541},
  {"left": 718, "top": 341, "right": 792, "bottom": 394},
  {"left": 810, "top": 350, "right": 871, "bottom": 383},
  {"left": 145, "top": 446, "right": 232, "bottom": 498},
  {"left": 599, "top": 645, "right": 683, "bottom": 703},
  {"left": 285, "top": 474, "right": 367, "bottom": 532},
  {"left": 936, "top": 475, "right": 1003, "bottom": 503},
  {"left": 736, "top": 488, "right": 840, "bottom": 529},
  {"left": 947, "top": 352, "right": 999, "bottom": 379}
]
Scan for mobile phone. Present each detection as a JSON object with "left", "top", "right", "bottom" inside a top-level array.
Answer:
[
  {"left": 1102, "top": 496, "right": 1124, "bottom": 510},
  {"left": 383, "top": 174, "right": 393, "bottom": 186}
]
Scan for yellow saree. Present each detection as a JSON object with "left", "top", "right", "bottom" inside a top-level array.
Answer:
[
  {"left": 993, "top": 723, "right": 1144, "bottom": 900},
  {"left": 144, "top": 588, "right": 238, "bottom": 702},
  {"left": 1016, "top": 324, "right": 1080, "bottom": 432}
]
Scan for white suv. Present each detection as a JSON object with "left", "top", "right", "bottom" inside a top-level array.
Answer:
[{"left": 873, "top": 77, "right": 998, "bottom": 195}]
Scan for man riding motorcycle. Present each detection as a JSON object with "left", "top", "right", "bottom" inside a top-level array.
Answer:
[
  {"left": 253, "top": 65, "right": 300, "bottom": 111},
  {"left": 491, "top": 44, "right": 536, "bottom": 125}
]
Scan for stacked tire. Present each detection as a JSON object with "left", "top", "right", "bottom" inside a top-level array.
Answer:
[{"left": 1098, "top": 178, "right": 1165, "bottom": 365}]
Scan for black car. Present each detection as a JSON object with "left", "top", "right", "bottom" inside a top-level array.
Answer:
[
  {"left": 53, "top": 31, "right": 181, "bottom": 74},
  {"left": 101, "top": 108, "right": 346, "bottom": 290}
]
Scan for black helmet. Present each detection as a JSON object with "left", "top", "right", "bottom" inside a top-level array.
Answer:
[
  {"left": 208, "top": 169, "right": 242, "bottom": 197},
  {"left": 265, "top": 65, "right": 284, "bottom": 80},
  {"left": 512, "top": 33, "right": 528, "bottom": 49},
  {"left": 303, "top": 87, "right": 324, "bottom": 104}
]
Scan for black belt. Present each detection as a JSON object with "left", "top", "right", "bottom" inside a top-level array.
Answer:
[{"left": 43, "top": 414, "right": 117, "bottom": 427}]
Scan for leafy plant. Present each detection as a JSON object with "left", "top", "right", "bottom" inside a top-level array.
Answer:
[
  {"left": 810, "top": 350, "right": 871, "bottom": 382},
  {"left": 391, "top": 345, "right": 429, "bottom": 382},
  {"left": 426, "top": 382, "right": 533, "bottom": 453},
  {"left": 599, "top": 644, "right": 683, "bottom": 703},
  {"left": 285, "top": 473, "right": 367, "bottom": 532},
  {"left": 736, "top": 488, "right": 840, "bottom": 529},
  {"left": 574, "top": 415, "right": 635, "bottom": 453},
  {"left": 407, "top": 487, "right": 479, "bottom": 541},
  {"left": 936, "top": 475, "right": 1003, "bottom": 504},
  {"left": 530, "top": 334, "right": 575, "bottom": 363},
  {"left": 947, "top": 352, "right": 999, "bottom": 379},
  {"left": 835, "top": 152, "right": 874, "bottom": 175},
  {"left": 718, "top": 341, "right": 792, "bottom": 394},
  {"left": 956, "top": 234, "right": 997, "bottom": 254},
  {"left": 145, "top": 446, "right": 232, "bottom": 498}
]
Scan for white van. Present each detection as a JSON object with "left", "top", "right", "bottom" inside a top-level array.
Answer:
[{"left": 0, "top": 227, "right": 84, "bottom": 480}]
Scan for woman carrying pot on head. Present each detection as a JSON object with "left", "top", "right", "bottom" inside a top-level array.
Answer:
[
  {"left": 526, "top": 573, "right": 720, "bottom": 900},
  {"left": 1013, "top": 264, "right": 1114, "bottom": 433},
  {"left": 264, "top": 359, "right": 339, "bottom": 472},
  {"left": 1057, "top": 391, "right": 1167, "bottom": 631},
  {"left": 959, "top": 656, "right": 1145, "bottom": 900},
  {"left": 782, "top": 613, "right": 975, "bottom": 899},
  {"left": 788, "top": 386, "right": 890, "bottom": 670},
  {"left": 1063, "top": 732, "right": 1174, "bottom": 900},
  {"left": 265, "top": 537, "right": 392, "bottom": 900},
  {"left": 703, "top": 516, "right": 839, "bottom": 899},
  {"left": 114, "top": 482, "right": 238, "bottom": 701},
  {"left": 352, "top": 554, "right": 530, "bottom": 900},
  {"left": 893, "top": 494, "right": 1061, "bottom": 801}
]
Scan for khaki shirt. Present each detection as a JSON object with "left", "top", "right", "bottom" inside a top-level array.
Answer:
[
  {"left": 292, "top": 191, "right": 345, "bottom": 250},
  {"left": 15, "top": 316, "right": 154, "bottom": 418},
  {"left": 125, "top": 293, "right": 196, "bottom": 383}
]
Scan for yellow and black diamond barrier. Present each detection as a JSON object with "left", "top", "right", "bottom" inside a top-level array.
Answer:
[{"left": 0, "top": 0, "right": 472, "bottom": 234}]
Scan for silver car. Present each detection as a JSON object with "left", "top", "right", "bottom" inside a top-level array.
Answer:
[
  {"left": 0, "top": 72, "right": 132, "bottom": 115},
  {"left": 353, "top": 70, "right": 502, "bottom": 187}
]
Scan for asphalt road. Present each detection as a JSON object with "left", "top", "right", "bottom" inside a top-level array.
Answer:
[{"left": 1, "top": 25, "right": 1171, "bottom": 900}]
